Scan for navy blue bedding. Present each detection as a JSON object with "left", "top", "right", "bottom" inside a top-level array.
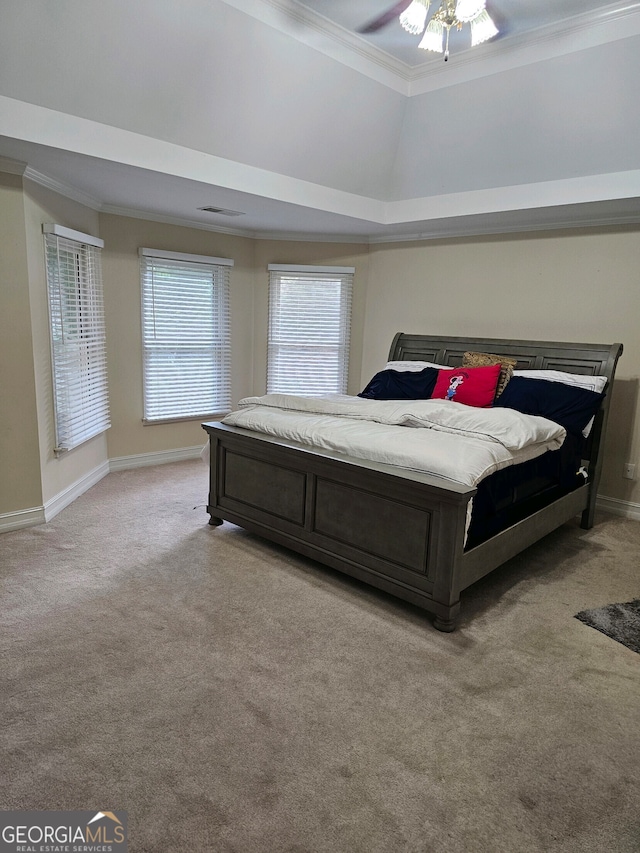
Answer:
[
  {"left": 358, "top": 367, "right": 438, "bottom": 400},
  {"left": 465, "top": 432, "right": 585, "bottom": 549},
  {"left": 493, "top": 377, "right": 604, "bottom": 436}
]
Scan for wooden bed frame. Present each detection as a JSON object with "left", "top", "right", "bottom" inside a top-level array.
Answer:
[{"left": 203, "top": 334, "right": 623, "bottom": 631}]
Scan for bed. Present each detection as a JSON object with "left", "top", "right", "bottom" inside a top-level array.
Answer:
[{"left": 202, "top": 334, "right": 623, "bottom": 631}]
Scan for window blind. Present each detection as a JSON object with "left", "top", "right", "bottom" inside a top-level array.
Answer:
[
  {"left": 140, "top": 250, "right": 233, "bottom": 422},
  {"left": 44, "top": 228, "right": 110, "bottom": 453},
  {"left": 267, "top": 265, "right": 354, "bottom": 396}
]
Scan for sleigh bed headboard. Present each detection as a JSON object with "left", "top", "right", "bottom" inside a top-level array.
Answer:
[
  {"left": 388, "top": 332, "right": 624, "bottom": 525},
  {"left": 388, "top": 333, "right": 622, "bottom": 380}
]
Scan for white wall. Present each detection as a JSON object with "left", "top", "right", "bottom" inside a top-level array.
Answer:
[
  {"left": 391, "top": 37, "right": 640, "bottom": 200},
  {"left": 0, "top": 0, "right": 406, "bottom": 201},
  {"left": 2, "top": 0, "right": 639, "bottom": 215}
]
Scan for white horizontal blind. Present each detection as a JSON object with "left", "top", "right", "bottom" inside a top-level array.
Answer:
[
  {"left": 141, "top": 251, "right": 232, "bottom": 422},
  {"left": 267, "top": 266, "right": 353, "bottom": 396},
  {"left": 44, "top": 231, "right": 110, "bottom": 452}
]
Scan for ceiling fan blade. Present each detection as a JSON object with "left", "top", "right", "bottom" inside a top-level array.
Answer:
[{"left": 357, "top": 0, "right": 414, "bottom": 34}]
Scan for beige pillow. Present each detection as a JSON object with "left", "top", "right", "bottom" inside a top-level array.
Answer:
[{"left": 462, "top": 351, "right": 517, "bottom": 398}]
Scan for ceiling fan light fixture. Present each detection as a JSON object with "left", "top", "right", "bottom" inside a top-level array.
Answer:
[
  {"left": 454, "top": 0, "right": 485, "bottom": 24},
  {"left": 470, "top": 8, "right": 498, "bottom": 45},
  {"left": 418, "top": 17, "right": 444, "bottom": 52},
  {"left": 399, "top": 0, "right": 430, "bottom": 35},
  {"left": 396, "top": 0, "right": 498, "bottom": 59}
]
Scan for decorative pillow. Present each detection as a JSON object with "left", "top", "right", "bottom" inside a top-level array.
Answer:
[
  {"left": 431, "top": 363, "right": 502, "bottom": 408},
  {"left": 462, "top": 351, "right": 517, "bottom": 397},
  {"left": 494, "top": 376, "right": 605, "bottom": 436},
  {"left": 358, "top": 367, "right": 438, "bottom": 400},
  {"left": 514, "top": 369, "right": 607, "bottom": 394}
]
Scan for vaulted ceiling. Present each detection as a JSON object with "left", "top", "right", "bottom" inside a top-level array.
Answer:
[{"left": 1, "top": 0, "right": 639, "bottom": 241}]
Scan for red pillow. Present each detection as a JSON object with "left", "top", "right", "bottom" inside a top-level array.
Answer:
[{"left": 431, "top": 363, "right": 501, "bottom": 408}]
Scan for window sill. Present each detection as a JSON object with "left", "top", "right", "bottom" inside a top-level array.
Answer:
[{"left": 142, "top": 413, "right": 230, "bottom": 426}]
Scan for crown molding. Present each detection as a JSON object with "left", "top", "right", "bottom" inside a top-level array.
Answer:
[
  {"left": 101, "top": 199, "right": 640, "bottom": 245},
  {"left": 248, "top": 229, "right": 371, "bottom": 243},
  {"left": 223, "top": 0, "right": 640, "bottom": 95},
  {"left": 407, "top": 0, "right": 640, "bottom": 94},
  {"left": 24, "top": 166, "right": 102, "bottom": 210},
  {"left": 0, "top": 155, "right": 27, "bottom": 175},
  {"left": 220, "top": 0, "right": 413, "bottom": 93},
  {"left": 367, "top": 210, "right": 640, "bottom": 244},
  {"left": 100, "top": 203, "right": 371, "bottom": 243},
  {"left": 100, "top": 204, "right": 256, "bottom": 238}
]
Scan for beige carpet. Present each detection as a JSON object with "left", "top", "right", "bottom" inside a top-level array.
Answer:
[{"left": 1, "top": 460, "right": 639, "bottom": 853}]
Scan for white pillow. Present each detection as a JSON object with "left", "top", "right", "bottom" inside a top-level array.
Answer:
[
  {"left": 385, "top": 360, "right": 452, "bottom": 372},
  {"left": 514, "top": 369, "right": 607, "bottom": 394}
]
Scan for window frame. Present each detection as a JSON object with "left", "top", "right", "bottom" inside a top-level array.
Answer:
[
  {"left": 139, "top": 248, "right": 233, "bottom": 424},
  {"left": 266, "top": 264, "right": 354, "bottom": 397},
  {"left": 43, "top": 224, "right": 110, "bottom": 454}
]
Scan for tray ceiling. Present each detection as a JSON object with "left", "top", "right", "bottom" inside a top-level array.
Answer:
[{"left": 0, "top": 0, "right": 639, "bottom": 241}]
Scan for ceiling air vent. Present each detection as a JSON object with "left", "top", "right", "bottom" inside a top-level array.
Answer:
[{"left": 198, "top": 206, "right": 245, "bottom": 217}]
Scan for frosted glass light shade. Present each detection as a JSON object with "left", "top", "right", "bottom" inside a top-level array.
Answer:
[
  {"left": 470, "top": 8, "right": 498, "bottom": 44},
  {"left": 399, "top": 0, "right": 429, "bottom": 34},
  {"left": 418, "top": 18, "right": 444, "bottom": 51},
  {"left": 455, "top": 0, "right": 485, "bottom": 23}
]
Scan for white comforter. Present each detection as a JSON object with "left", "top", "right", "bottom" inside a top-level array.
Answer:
[{"left": 222, "top": 394, "right": 566, "bottom": 488}]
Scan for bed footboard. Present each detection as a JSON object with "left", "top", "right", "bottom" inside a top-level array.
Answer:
[{"left": 203, "top": 422, "right": 475, "bottom": 629}]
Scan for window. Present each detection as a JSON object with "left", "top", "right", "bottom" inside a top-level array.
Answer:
[
  {"left": 267, "top": 265, "right": 354, "bottom": 396},
  {"left": 140, "top": 249, "right": 233, "bottom": 422},
  {"left": 44, "top": 224, "right": 110, "bottom": 453}
]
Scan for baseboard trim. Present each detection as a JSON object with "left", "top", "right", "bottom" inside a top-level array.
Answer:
[
  {"left": 1, "top": 464, "right": 111, "bottom": 533},
  {"left": 596, "top": 494, "right": 640, "bottom": 522},
  {"left": 0, "top": 506, "right": 46, "bottom": 534},
  {"left": 44, "top": 461, "right": 111, "bottom": 522},
  {"left": 108, "top": 445, "right": 205, "bottom": 472}
]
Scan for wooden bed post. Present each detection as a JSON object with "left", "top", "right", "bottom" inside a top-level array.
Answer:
[
  {"left": 580, "top": 342, "right": 623, "bottom": 529},
  {"left": 430, "top": 495, "right": 469, "bottom": 632},
  {"left": 206, "top": 433, "right": 224, "bottom": 526}
]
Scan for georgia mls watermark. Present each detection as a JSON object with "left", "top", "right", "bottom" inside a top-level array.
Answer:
[{"left": 0, "top": 811, "right": 127, "bottom": 853}]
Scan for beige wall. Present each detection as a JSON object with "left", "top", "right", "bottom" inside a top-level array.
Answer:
[
  {"left": 22, "top": 178, "right": 108, "bottom": 507},
  {"left": 0, "top": 173, "right": 42, "bottom": 515},
  {"left": 98, "top": 214, "right": 256, "bottom": 459},
  {"left": 361, "top": 228, "right": 640, "bottom": 506}
]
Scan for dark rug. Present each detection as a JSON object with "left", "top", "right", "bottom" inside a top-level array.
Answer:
[{"left": 575, "top": 599, "right": 640, "bottom": 654}]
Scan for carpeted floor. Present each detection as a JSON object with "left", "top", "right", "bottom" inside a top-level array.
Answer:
[{"left": 1, "top": 460, "right": 639, "bottom": 853}]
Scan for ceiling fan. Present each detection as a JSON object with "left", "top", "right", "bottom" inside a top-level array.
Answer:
[
  {"left": 358, "top": 0, "right": 415, "bottom": 33},
  {"left": 357, "top": 0, "right": 499, "bottom": 60}
]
